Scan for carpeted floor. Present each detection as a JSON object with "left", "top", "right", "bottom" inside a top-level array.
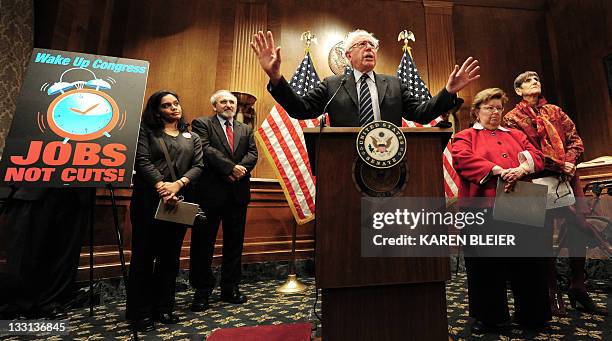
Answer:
[{"left": 1, "top": 272, "right": 610, "bottom": 340}]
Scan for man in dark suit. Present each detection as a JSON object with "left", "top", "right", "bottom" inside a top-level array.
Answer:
[
  {"left": 251, "top": 29, "right": 480, "bottom": 126},
  {"left": 189, "top": 90, "right": 258, "bottom": 311}
]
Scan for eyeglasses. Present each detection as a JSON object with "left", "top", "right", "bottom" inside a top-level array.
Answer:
[
  {"left": 350, "top": 40, "right": 379, "bottom": 51},
  {"left": 479, "top": 106, "right": 504, "bottom": 113}
]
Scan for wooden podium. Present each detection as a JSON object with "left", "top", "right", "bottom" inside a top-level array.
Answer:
[{"left": 304, "top": 127, "right": 452, "bottom": 341}]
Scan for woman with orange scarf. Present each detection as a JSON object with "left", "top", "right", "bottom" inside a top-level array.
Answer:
[{"left": 503, "top": 71, "right": 607, "bottom": 317}]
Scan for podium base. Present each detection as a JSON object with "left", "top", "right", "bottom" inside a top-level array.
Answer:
[{"left": 322, "top": 282, "right": 447, "bottom": 341}]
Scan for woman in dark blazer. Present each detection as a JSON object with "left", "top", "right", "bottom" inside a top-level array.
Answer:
[{"left": 126, "top": 90, "right": 203, "bottom": 331}]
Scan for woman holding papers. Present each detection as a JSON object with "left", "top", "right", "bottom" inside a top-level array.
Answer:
[
  {"left": 451, "top": 88, "right": 549, "bottom": 334},
  {"left": 126, "top": 90, "right": 203, "bottom": 332}
]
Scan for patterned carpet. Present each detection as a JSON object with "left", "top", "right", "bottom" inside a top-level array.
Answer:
[{"left": 1, "top": 272, "right": 610, "bottom": 340}]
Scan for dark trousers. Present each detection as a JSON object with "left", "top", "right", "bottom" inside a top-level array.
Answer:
[
  {"left": 1, "top": 188, "right": 93, "bottom": 314},
  {"left": 465, "top": 257, "right": 551, "bottom": 326},
  {"left": 189, "top": 203, "right": 248, "bottom": 291},
  {"left": 462, "top": 211, "right": 551, "bottom": 326},
  {"left": 126, "top": 188, "right": 186, "bottom": 320}
]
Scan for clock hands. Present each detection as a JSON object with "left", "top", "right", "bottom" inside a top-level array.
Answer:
[
  {"left": 82, "top": 103, "right": 99, "bottom": 114},
  {"left": 68, "top": 103, "right": 100, "bottom": 115}
]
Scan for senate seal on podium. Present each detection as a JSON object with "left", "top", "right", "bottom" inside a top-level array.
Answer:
[
  {"left": 353, "top": 121, "right": 408, "bottom": 197},
  {"left": 356, "top": 121, "right": 406, "bottom": 169}
]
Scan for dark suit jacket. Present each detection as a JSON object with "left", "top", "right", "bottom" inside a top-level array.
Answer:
[
  {"left": 191, "top": 115, "right": 258, "bottom": 207},
  {"left": 132, "top": 125, "right": 204, "bottom": 192},
  {"left": 268, "top": 72, "right": 458, "bottom": 127}
]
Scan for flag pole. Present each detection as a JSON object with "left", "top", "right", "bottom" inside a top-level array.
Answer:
[
  {"left": 276, "top": 219, "right": 308, "bottom": 293},
  {"left": 276, "top": 31, "right": 316, "bottom": 295}
]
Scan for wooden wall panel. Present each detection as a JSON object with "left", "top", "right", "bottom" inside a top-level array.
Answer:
[
  {"left": 230, "top": 2, "right": 267, "bottom": 105},
  {"left": 120, "top": 0, "right": 226, "bottom": 125},
  {"left": 424, "top": 1, "right": 455, "bottom": 95},
  {"left": 230, "top": 2, "right": 268, "bottom": 178},
  {"left": 547, "top": 0, "right": 612, "bottom": 161},
  {"left": 453, "top": 5, "right": 555, "bottom": 129}
]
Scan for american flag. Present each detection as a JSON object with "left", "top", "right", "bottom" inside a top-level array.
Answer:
[
  {"left": 397, "top": 50, "right": 433, "bottom": 101},
  {"left": 396, "top": 50, "right": 460, "bottom": 201},
  {"left": 254, "top": 52, "right": 323, "bottom": 224}
]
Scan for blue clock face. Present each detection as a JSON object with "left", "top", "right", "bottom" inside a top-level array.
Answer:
[{"left": 51, "top": 92, "right": 114, "bottom": 135}]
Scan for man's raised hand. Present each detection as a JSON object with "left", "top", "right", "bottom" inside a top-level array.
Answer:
[
  {"left": 250, "top": 31, "right": 282, "bottom": 85},
  {"left": 445, "top": 56, "right": 481, "bottom": 94}
]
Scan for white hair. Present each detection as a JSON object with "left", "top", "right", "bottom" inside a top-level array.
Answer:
[
  {"left": 210, "top": 90, "right": 237, "bottom": 106},
  {"left": 343, "top": 29, "right": 379, "bottom": 52}
]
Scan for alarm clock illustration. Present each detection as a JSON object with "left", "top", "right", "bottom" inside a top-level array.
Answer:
[{"left": 44, "top": 68, "right": 121, "bottom": 143}]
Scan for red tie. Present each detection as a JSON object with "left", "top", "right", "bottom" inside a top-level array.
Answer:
[{"left": 225, "top": 120, "right": 234, "bottom": 154}]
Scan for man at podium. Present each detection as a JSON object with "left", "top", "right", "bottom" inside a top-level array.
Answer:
[{"left": 251, "top": 29, "right": 480, "bottom": 127}]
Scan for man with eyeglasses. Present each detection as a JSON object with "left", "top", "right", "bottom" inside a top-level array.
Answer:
[
  {"left": 503, "top": 71, "right": 607, "bottom": 317},
  {"left": 251, "top": 29, "right": 480, "bottom": 127}
]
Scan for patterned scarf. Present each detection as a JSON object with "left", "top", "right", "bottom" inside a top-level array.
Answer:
[{"left": 515, "top": 97, "right": 566, "bottom": 166}]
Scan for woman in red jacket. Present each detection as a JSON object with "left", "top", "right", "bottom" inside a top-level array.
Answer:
[{"left": 452, "top": 88, "right": 549, "bottom": 334}]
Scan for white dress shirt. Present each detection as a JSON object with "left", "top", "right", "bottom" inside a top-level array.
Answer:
[
  {"left": 353, "top": 69, "right": 381, "bottom": 122},
  {"left": 216, "top": 114, "right": 234, "bottom": 143}
]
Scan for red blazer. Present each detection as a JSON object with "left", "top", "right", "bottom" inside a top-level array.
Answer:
[{"left": 451, "top": 125, "right": 544, "bottom": 202}]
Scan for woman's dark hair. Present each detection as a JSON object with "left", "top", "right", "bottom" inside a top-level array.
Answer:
[{"left": 141, "top": 90, "right": 189, "bottom": 132}]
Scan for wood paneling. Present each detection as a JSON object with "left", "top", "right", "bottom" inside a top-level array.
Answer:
[
  {"left": 546, "top": 0, "right": 612, "bottom": 161},
  {"left": 230, "top": 2, "right": 267, "bottom": 105},
  {"left": 230, "top": 2, "right": 268, "bottom": 178},
  {"left": 451, "top": 0, "right": 547, "bottom": 10},
  {"left": 453, "top": 4, "right": 556, "bottom": 130},
  {"left": 424, "top": 1, "right": 455, "bottom": 98},
  {"left": 120, "top": 0, "right": 226, "bottom": 125}
]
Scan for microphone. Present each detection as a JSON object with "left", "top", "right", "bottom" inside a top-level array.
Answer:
[
  {"left": 313, "top": 76, "right": 346, "bottom": 221},
  {"left": 319, "top": 77, "right": 346, "bottom": 128}
]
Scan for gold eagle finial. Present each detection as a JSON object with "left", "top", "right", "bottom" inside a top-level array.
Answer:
[
  {"left": 397, "top": 30, "right": 415, "bottom": 55},
  {"left": 301, "top": 31, "right": 317, "bottom": 52}
]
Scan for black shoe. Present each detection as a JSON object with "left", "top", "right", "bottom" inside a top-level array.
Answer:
[
  {"left": 130, "top": 317, "right": 155, "bottom": 332},
  {"left": 154, "top": 312, "right": 179, "bottom": 324},
  {"left": 37, "top": 304, "right": 67, "bottom": 320},
  {"left": 470, "top": 319, "right": 510, "bottom": 335},
  {"left": 190, "top": 290, "right": 210, "bottom": 312},
  {"left": 221, "top": 287, "right": 247, "bottom": 304},
  {"left": 568, "top": 288, "right": 608, "bottom": 316}
]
